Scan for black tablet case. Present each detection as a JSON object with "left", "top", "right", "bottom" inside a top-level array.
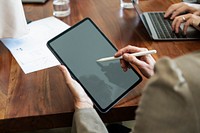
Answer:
[{"left": 47, "top": 18, "right": 142, "bottom": 113}]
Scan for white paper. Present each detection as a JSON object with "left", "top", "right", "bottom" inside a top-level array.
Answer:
[
  {"left": 1, "top": 17, "right": 70, "bottom": 74},
  {"left": 0, "top": 0, "right": 29, "bottom": 38}
]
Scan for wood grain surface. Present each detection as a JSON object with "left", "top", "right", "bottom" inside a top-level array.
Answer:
[{"left": 1, "top": 0, "right": 199, "bottom": 132}]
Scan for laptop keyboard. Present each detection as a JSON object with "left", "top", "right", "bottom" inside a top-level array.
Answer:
[{"left": 148, "top": 12, "right": 186, "bottom": 39}]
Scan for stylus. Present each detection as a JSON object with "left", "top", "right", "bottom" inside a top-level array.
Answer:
[{"left": 96, "top": 50, "right": 157, "bottom": 62}]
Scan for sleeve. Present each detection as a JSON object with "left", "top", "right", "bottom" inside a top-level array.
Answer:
[
  {"left": 71, "top": 108, "right": 108, "bottom": 133},
  {"left": 134, "top": 57, "right": 197, "bottom": 133}
]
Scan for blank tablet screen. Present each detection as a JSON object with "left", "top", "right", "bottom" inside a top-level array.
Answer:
[{"left": 47, "top": 18, "right": 142, "bottom": 113}]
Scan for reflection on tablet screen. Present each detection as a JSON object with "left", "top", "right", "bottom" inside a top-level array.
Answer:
[{"left": 47, "top": 18, "right": 142, "bottom": 113}]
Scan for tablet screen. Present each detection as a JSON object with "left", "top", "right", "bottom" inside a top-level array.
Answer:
[{"left": 47, "top": 18, "right": 142, "bottom": 113}]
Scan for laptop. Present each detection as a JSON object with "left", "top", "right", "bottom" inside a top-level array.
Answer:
[
  {"left": 22, "top": 0, "right": 48, "bottom": 3},
  {"left": 131, "top": 0, "right": 200, "bottom": 40},
  {"left": 183, "top": 0, "right": 200, "bottom": 3}
]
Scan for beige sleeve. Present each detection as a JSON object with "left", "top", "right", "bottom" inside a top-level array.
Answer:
[
  {"left": 134, "top": 57, "right": 197, "bottom": 133},
  {"left": 72, "top": 108, "right": 108, "bottom": 133}
]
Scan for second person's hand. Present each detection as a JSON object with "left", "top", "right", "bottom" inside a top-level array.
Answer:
[
  {"left": 164, "top": 2, "right": 200, "bottom": 19},
  {"left": 172, "top": 14, "right": 200, "bottom": 34}
]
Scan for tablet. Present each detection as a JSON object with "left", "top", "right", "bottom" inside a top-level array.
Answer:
[{"left": 47, "top": 18, "right": 142, "bottom": 113}]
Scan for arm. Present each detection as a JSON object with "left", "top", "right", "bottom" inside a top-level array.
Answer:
[
  {"left": 59, "top": 66, "right": 108, "bottom": 133},
  {"left": 72, "top": 108, "right": 108, "bottom": 133},
  {"left": 134, "top": 57, "right": 196, "bottom": 133},
  {"left": 115, "top": 45, "right": 156, "bottom": 78}
]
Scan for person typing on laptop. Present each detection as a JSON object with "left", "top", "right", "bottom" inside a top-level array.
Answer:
[
  {"left": 164, "top": 2, "right": 200, "bottom": 34},
  {"left": 131, "top": 0, "right": 200, "bottom": 40},
  {"left": 59, "top": 45, "right": 200, "bottom": 133}
]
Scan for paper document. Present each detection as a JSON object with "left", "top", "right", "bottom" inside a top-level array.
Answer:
[{"left": 1, "top": 17, "right": 70, "bottom": 74}]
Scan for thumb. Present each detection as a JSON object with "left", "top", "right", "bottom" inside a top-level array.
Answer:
[{"left": 58, "top": 65, "right": 73, "bottom": 83}]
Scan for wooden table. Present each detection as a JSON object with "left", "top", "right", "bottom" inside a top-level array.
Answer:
[{"left": 1, "top": 0, "right": 200, "bottom": 132}]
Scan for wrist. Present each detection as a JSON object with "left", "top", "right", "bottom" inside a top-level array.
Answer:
[
  {"left": 190, "top": 4, "right": 200, "bottom": 11},
  {"left": 75, "top": 101, "right": 94, "bottom": 109}
]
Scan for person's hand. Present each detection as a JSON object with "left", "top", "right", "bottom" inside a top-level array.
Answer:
[
  {"left": 172, "top": 13, "right": 200, "bottom": 34},
  {"left": 164, "top": 2, "right": 200, "bottom": 19},
  {"left": 58, "top": 65, "right": 93, "bottom": 109},
  {"left": 115, "top": 45, "right": 156, "bottom": 78}
]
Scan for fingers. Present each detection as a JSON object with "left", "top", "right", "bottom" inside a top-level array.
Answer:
[
  {"left": 58, "top": 65, "right": 93, "bottom": 109},
  {"left": 164, "top": 3, "right": 180, "bottom": 18},
  {"left": 164, "top": 7, "right": 174, "bottom": 18},
  {"left": 122, "top": 53, "right": 155, "bottom": 78},
  {"left": 172, "top": 15, "right": 188, "bottom": 33},
  {"left": 115, "top": 45, "right": 146, "bottom": 57},
  {"left": 171, "top": 6, "right": 188, "bottom": 19},
  {"left": 58, "top": 65, "right": 73, "bottom": 84},
  {"left": 120, "top": 59, "right": 127, "bottom": 72},
  {"left": 58, "top": 65, "right": 77, "bottom": 95},
  {"left": 164, "top": 2, "right": 198, "bottom": 20},
  {"left": 183, "top": 18, "right": 193, "bottom": 35},
  {"left": 119, "top": 54, "right": 140, "bottom": 72},
  {"left": 115, "top": 45, "right": 148, "bottom": 71},
  {"left": 164, "top": 2, "right": 186, "bottom": 19},
  {"left": 172, "top": 14, "right": 200, "bottom": 34},
  {"left": 123, "top": 53, "right": 144, "bottom": 68}
]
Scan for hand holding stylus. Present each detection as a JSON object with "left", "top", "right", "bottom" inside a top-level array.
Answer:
[{"left": 114, "top": 45, "right": 156, "bottom": 78}]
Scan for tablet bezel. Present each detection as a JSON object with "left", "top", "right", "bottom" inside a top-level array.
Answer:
[{"left": 47, "top": 18, "right": 142, "bottom": 113}]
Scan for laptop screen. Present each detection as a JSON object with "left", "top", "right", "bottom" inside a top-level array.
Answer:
[
  {"left": 131, "top": 0, "right": 152, "bottom": 36},
  {"left": 132, "top": 0, "right": 144, "bottom": 21},
  {"left": 22, "top": 0, "right": 48, "bottom": 3}
]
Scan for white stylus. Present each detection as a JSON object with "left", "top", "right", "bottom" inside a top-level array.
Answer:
[{"left": 96, "top": 50, "right": 157, "bottom": 62}]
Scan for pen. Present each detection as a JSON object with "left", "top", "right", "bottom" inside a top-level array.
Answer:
[{"left": 96, "top": 50, "right": 157, "bottom": 62}]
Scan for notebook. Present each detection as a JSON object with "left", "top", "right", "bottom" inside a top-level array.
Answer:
[
  {"left": 132, "top": 0, "right": 200, "bottom": 40},
  {"left": 22, "top": 0, "right": 47, "bottom": 3},
  {"left": 47, "top": 18, "right": 142, "bottom": 113}
]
